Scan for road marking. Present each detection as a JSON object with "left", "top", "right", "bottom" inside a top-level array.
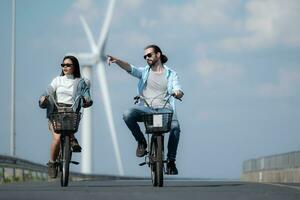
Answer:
[{"left": 263, "top": 183, "right": 300, "bottom": 191}]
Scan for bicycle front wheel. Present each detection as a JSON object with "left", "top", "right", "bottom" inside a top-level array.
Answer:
[
  {"left": 150, "top": 136, "right": 158, "bottom": 187},
  {"left": 61, "top": 135, "right": 71, "bottom": 187},
  {"left": 155, "top": 135, "right": 164, "bottom": 187}
]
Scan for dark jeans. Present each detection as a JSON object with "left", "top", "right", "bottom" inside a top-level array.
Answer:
[{"left": 123, "top": 105, "right": 181, "bottom": 161}]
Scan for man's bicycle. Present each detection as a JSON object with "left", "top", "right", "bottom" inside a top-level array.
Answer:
[
  {"left": 48, "top": 95, "right": 83, "bottom": 187},
  {"left": 135, "top": 93, "right": 181, "bottom": 187}
]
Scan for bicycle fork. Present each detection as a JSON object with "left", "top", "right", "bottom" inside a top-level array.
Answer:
[{"left": 139, "top": 134, "right": 166, "bottom": 171}]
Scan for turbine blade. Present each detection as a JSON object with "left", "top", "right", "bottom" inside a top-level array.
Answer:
[
  {"left": 96, "top": 61, "right": 124, "bottom": 175},
  {"left": 97, "top": 0, "right": 115, "bottom": 58},
  {"left": 79, "top": 15, "right": 98, "bottom": 54}
]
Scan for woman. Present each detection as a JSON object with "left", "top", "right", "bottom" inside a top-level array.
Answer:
[{"left": 39, "top": 55, "right": 93, "bottom": 178}]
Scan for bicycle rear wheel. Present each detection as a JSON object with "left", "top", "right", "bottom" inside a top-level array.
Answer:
[
  {"left": 60, "top": 135, "right": 71, "bottom": 187},
  {"left": 155, "top": 135, "right": 163, "bottom": 187}
]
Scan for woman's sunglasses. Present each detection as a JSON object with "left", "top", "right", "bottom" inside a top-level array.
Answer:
[{"left": 61, "top": 63, "right": 73, "bottom": 67}]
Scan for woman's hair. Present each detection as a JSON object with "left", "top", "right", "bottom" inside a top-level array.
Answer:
[
  {"left": 60, "top": 55, "right": 81, "bottom": 78},
  {"left": 144, "top": 44, "right": 168, "bottom": 64}
]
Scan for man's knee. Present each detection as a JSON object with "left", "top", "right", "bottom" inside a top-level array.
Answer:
[{"left": 123, "top": 109, "right": 133, "bottom": 122}]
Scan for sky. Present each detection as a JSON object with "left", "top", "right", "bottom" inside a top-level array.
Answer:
[{"left": 0, "top": 0, "right": 300, "bottom": 179}]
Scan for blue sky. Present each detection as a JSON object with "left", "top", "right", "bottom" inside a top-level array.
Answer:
[{"left": 1, "top": 0, "right": 300, "bottom": 179}]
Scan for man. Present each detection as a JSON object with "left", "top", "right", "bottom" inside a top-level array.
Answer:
[{"left": 107, "top": 44, "right": 184, "bottom": 174}]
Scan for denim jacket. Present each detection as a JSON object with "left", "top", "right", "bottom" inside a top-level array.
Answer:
[
  {"left": 128, "top": 64, "right": 183, "bottom": 112},
  {"left": 39, "top": 77, "right": 92, "bottom": 118}
]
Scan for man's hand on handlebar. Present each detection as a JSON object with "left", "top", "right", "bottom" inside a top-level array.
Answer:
[{"left": 173, "top": 90, "right": 183, "bottom": 100}]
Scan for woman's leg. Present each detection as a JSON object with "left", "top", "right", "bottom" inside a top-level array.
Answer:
[
  {"left": 50, "top": 131, "right": 61, "bottom": 161},
  {"left": 48, "top": 122, "right": 60, "bottom": 161},
  {"left": 70, "top": 134, "right": 82, "bottom": 152},
  {"left": 47, "top": 122, "right": 60, "bottom": 178}
]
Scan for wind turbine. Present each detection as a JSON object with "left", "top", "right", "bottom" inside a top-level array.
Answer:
[{"left": 69, "top": 0, "right": 124, "bottom": 175}]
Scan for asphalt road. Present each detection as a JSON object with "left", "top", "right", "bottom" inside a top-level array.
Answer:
[{"left": 1, "top": 179, "right": 300, "bottom": 200}]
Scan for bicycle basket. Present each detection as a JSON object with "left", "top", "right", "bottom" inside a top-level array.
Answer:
[
  {"left": 49, "top": 111, "right": 81, "bottom": 133},
  {"left": 143, "top": 108, "right": 173, "bottom": 133}
]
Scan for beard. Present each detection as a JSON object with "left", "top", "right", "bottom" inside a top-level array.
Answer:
[{"left": 148, "top": 58, "right": 159, "bottom": 67}]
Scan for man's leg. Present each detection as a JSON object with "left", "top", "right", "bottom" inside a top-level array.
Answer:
[
  {"left": 167, "top": 120, "right": 181, "bottom": 174},
  {"left": 123, "top": 106, "right": 151, "bottom": 157}
]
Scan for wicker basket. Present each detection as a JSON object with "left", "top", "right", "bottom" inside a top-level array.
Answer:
[
  {"left": 143, "top": 108, "right": 173, "bottom": 133},
  {"left": 49, "top": 111, "right": 81, "bottom": 133}
]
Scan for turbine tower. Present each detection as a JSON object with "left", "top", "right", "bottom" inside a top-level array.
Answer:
[{"left": 70, "top": 0, "right": 124, "bottom": 175}]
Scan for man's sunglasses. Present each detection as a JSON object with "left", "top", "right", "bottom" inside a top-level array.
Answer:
[
  {"left": 61, "top": 63, "right": 73, "bottom": 67},
  {"left": 143, "top": 52, "right": 155, "bottom": 60}
]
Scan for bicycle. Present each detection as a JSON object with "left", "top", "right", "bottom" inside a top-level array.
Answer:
[
  {"left": 47, "top": 95, "right": 83, "bottom": 187},
  {"left": 135, "top": 93, "right": 181, "bottom": 187}
]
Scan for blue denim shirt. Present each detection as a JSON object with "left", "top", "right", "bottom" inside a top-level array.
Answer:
[
  {"left": 128, "top": 64, "right": 183, "bottom": 112},
  {"left": 39, "top": 77, "right": 92, "bottom": 118}
]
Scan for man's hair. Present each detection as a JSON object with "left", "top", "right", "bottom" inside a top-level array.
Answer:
[{"left": 144, "top": 44, "right": 168, "bottom": 64}]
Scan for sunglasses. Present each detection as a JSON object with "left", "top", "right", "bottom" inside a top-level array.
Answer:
[
  {"left": 61, "top": 63, "right": 73, "bottom": 67},
  {"left": 143, "top": 52, "right": 154, "bottom": 60}
]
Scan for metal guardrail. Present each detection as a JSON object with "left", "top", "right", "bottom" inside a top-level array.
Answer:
[
  {"left": 0, "top": 155, "right": 144, "bottom": 183},
  {"left": 0, "top": 155, "right": 48, "bottom": 172},
  {"left": 243, "top": 151, "right": 300, "bottom": 172},
  {"left": 0, "top": 155, "right": 48, "bottom": 183}
]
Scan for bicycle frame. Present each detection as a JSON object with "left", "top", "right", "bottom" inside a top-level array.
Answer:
[
  {"left": 137, "top": 93, "right": 180, "bottom": 187},
  {"left": 47, "top": 94, "right": 83, "bottom": 187}
]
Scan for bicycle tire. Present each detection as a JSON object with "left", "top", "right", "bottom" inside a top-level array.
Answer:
[
  {"left": 150, "top": 136, "right": 158, "bottom": 187},
  {"left": 61, "top": 135, "right": 71, "bottom": 187},
  {"left": 156, "top": 135, "right": 163, "bottom": 187}
]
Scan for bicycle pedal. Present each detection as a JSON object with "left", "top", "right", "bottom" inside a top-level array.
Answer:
[
  {"left": 71, "top": 161, "right": 80, "bottom": 165},
  {"left": 139, "top": 162, "right": 146, "bottom": 166}
]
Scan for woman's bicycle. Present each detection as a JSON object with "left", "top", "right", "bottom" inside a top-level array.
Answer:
[
  {"left": 135, "top": 93, "right": 181, "bottom": 187},
  {"left": 47, "top": 95, "right": 83, "bottom": 187}
]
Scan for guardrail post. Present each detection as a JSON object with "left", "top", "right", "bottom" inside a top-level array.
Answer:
[
  {"left": 15, "top": 168, "right": 24, "bottom": 181},
  {"left": 0, "top": 167, "right": 4, "bottom": 183}
]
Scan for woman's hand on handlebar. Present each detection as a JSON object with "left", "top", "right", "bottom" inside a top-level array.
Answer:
[
  {"left": 82, "top": 96, "right": 93, "bottom": 108},
  {"left": 40, "top": 96, "right": 48, "bottom": 103},
  {"left": 39, "top": 95, "right": 49, "bottom": 108}
]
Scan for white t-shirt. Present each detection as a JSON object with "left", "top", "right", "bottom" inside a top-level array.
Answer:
[
  {"left": 50, "top": 75, "right": 76, "bottom": 104},
  {"left": 142, "top": 69, "right": 168, "bottom": 108}
]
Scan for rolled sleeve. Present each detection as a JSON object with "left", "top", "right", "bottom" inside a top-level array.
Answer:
[
  {"left": 128, "top": 64, "right": 143, "bottom": 79},
  {"left": 172, "top": 72, "right": 183, "bottom": 92}
]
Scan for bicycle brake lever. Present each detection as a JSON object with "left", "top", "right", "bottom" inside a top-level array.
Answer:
[
  {"left": 171, "top": 93, "right": 182, "bottom": 101},
  {"left": 134, "top": 96, "right": 140, "bottom": 104}
]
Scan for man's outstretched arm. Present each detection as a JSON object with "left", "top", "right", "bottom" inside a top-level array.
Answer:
[{"left": 107, "top": 55, "right": 131, "bottom": 72}]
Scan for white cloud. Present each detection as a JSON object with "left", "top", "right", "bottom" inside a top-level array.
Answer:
[
  {"left": 159, "top": 0, "right": 241, "bottom": 29},
  {"left": 122, "top": 0, "right": 142, "bottom": 10},
  {"left": 114, "top": 30, "right": 151, "bottom": 49},
  {"left": 258, "top": 68, "right": 300, "bottom": 97},
  {"left": 62, "top": 0, "right": 104, "bottom": 26},
  {"left": 73, "top": 0, "right": 93, "bottom": 11},
  {"left": 197, "top": 57, "right": 244, "bottom": 86},
  {"left": 140, "top": 18, "right": 158, "bottom": 28},
  {"left": 220, "top": 0, "right": 300, "bottom": 50}
]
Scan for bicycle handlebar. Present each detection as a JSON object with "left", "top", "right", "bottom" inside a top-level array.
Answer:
[
  {"left": 46, "top": 94, "right": 84, "bottom": 110},
  {"left": 134, "top": 93, "right": 182, "bottom": 109}
]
